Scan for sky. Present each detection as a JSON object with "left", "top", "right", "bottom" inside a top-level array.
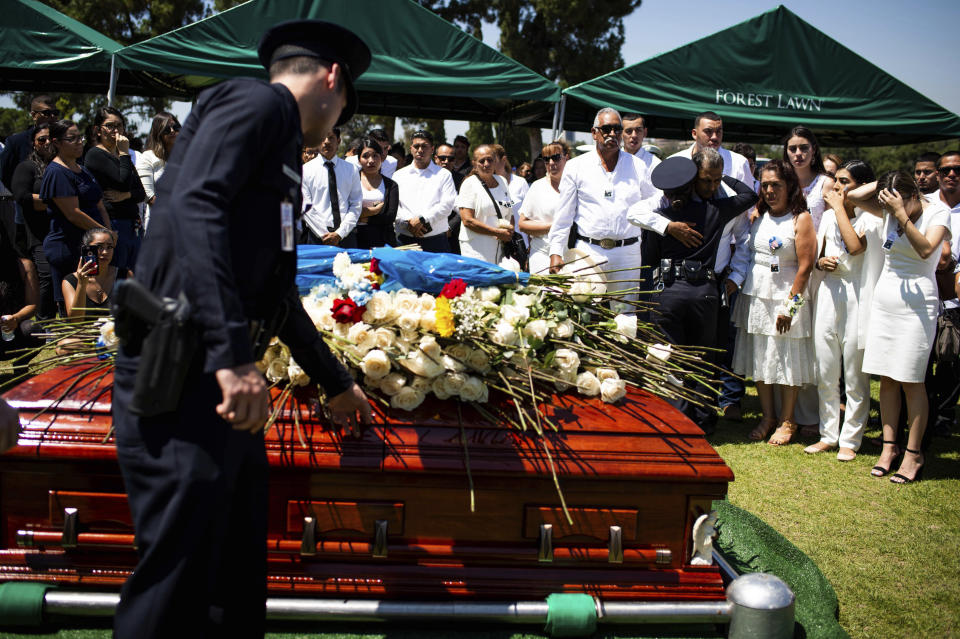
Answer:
[{"left": 4, "top": 1, "right": 957, "bottom": 145}]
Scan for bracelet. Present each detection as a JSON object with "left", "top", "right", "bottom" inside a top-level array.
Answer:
[
  {"left": 814, "top": 258, "right": 822, "bottom": 271},
  {"left": 777, "top": 293, "right": 805, "bottom": 318}
]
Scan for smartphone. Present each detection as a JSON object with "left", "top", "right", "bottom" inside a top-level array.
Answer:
[
  {"left": 82, "top": 246, "right": 99, "bottom": 276},
  {"left": 419, "top": 216, "right": 433, "bottom": 234}
]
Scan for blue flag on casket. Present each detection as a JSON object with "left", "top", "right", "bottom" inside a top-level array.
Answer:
[{"left": 295, "top": 246, "right": 529, "bottom": 296}]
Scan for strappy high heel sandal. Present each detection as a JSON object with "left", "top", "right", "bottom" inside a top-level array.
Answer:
[
  {"left": 749, "top": 416, "right": 778, "bottom": 441},
  {"left": 890, "top": 448, "right": 924, "bottom": 485},
  {"left": 768, "top": 419, "right": 798, "bottom": 446},
  {"left": 871, "top": 440, "right": 900, "bottom": 477}
]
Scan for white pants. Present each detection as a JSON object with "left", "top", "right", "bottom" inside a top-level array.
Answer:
[
  {"left": 575, "top": 239, "right": 643, "bottom": 303},
  {"left": 813, "top": 275, "right": 869, "bottom": 450}
]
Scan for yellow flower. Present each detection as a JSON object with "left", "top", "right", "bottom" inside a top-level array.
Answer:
[{"left": 435, "top": 296, "right": 455, "bottom": 337}]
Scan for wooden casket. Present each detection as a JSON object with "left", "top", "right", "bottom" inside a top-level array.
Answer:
[{"left": 1, "top": 362, "right": 733, "bottom": 602}]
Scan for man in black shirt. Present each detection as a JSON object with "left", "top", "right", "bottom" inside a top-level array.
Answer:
[
  {"left": 643, "top": 151, "right": 758, "bottom": 433},
  {"left": 0, "top": 95, "right": 59, "bottom": 190},
  {"left": 112, "top": 20, "right": 372, "bottom": 639}
]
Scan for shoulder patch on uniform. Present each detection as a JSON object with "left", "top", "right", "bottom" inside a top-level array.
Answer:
[{"left": 282, "top": 164, "right": 301, "bottom": 185}]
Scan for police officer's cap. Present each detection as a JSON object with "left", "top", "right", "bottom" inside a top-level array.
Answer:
[
  {"left": 258, "top": 20, "right": 372, "bottom": 127},
  {"left": 652, "top": 156, "right": 697, "bottom": 191}
]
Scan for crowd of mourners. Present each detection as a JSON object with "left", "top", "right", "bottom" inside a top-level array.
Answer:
[{"left": 1, "top": 95, "right": 958, "bottom": 486}]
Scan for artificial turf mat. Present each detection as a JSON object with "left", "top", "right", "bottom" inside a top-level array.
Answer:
[{"left": 0, "top": 501, "right": 846, "bottom": 639}]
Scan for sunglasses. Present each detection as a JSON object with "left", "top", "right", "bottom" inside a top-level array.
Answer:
[
  {"left": 436, "top": 155, "right": 454, "bottom": 162},
  {"left": 35, "top": 136, "right": 51, "bottom": 144},
  {"left": 543, "top": 153, "right": 563, "bottom": 163},
  {"left": 100, "top": 122, "right": 124, "bottom": 131},
  {"left": 163, "top": 123, "right": 181, "bottom": 136},
  {"left": 62, "top": 135, "right": 85, "bottom": 144},
  {"left": 938, "top": 165, "right": 960, "bottom": 177},
  {"left": 32, "top": 109, "right": 60, "bottom": 118},
  {"left": 88, "top": 243, "right": 115, "bottom": 252},
  {"left": 595, "top": 124, "right": 623, "bottom": 135}
]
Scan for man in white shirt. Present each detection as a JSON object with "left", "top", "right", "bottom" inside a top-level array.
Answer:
[
  {"left": 547, "top": 108, "right": 696, "bottom": 300},
  {"left": 345, "top": 128, "right": 397, "bottom": 178},
  {"left": 301, "top": 127, "right": 362, "bottom": 247},
  {"left": 392, "top": 129, "right": 457, "bottom": 252},
  {"left": 916, "top": 151, "right": 941, "bottom": 198},
  {"left": 621, "top": 113, "right": 660, "bottom": 176},
  {"left": 926, "top": 150, "right": 960, "bottom": 437}
]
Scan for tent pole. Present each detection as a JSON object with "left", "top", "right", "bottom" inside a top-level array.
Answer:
[
  {"left": 107, "top": 54, "right": 117, "bottom": 106},
  {"left": 557, "top": 95, "right": 567, "bottom": 138},
  {"left": 550, "top": 102, "right": 560, "bottom": 141}
]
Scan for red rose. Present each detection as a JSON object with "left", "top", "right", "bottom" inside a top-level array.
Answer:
[
  {"left": 331, "top": 298, "right": 366, "bottom": 324},
  {"left": 369, "top": 257, "right": 382, "bottom": 275},
  {"left": 440, "top": 278, "right": 467, "bottom": 299}
]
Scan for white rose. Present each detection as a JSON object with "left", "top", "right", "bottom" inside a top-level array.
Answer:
[
  {"left": 613, "top": 314, "right": 637, "bottom": 341},
  {"left": 391, "top": 386, "right": 425, "bottom": 411},
  {"left": 418, "top": 335, "right": 443, "bottom": 359},
  {"left": 395, "top": 291, "right": 420, "bottom": 315},
  {"left": 332, "top": 251, "right": 352, "bottom": 277},
  {"left": 445, "top": 343, "right": 472, "bottom": 363},
  {"left": 523, "top": 319, "right": 549, "bottom": 342},
  {"left": 360, "top": 349, "right": 391, "bottom": 380},
  {"left": 304, "top": 299, "right": 326, "bottom": 328},
  {"left": 315, "top": 298, "right": 336, "bottom": 331},
  {"left": 347, "top": 322, "right": 377, "bottom": 355},
  {"left": 479, "top": 286, "right": 501, "bottom": 303},
  {"left": 554, "top": 348, "right": 580, "bottom": 373},
  {"left": 363, "top": 290, "right": 393, "bottom": 322},
  {"left": 646, "top": 343, "right": 673, "bottom": 362},
  {"left": 552, "top": 319, "right": 574, "bottom": 339},
  {"left": 99, "top": 320, "right": 119, "bottom": 349},
  {"left": 489, "top": 319, "right": 519, "bottom": 346},
  {"left": 378, "top": 372, "right": 407, "bottom": 396},
  {"left": 266, "top": 358, "right": 288, "bottom": 383},
  {"left": 440, "top": 372, "right": 468, "bottom": 396},
  {"left": 576, "top": 371, "right": 601, "bottom": 396},
  {"left": 499, "top": 256, "right": 521, "bottom": 272},
  {"left": 593, "top": 367, "right": 619, "bottom": 382},
  {"left": 431, "top": 375, "right": 453, "bottom": 400},
  {"left": 553, "top": 368, "right": 578, "bottom": 391},
  {"left": 460, "top": 376, "right": 489, "bottom": 403},
  {"left": 419, "top": 310, "right": 437, "bottom": 332},
  {"left": 399, "top": 350, "right": 444, "bottom": 378},
  {"left": 466, "top": 349, "right": 491, "bottom": 374},
  {"left": 374, "top": 327, "right": 396, "bottom": 350},
  {"left": 409, "top": 375, "right": 433, "bottom": 393},
  {"left": 500, "top": 304, "right": 530, "bottom": 325},
  {"left": 569, "top": 281, "right": 593, "bottom": 303},
  {"left": 418, "top": 293, "right": 436, "bottom": 311},
  {"left": 287, "top": 359, "right": 310, "bottom": 386},
  {"left": 512, "top": 293, "right": 536, "bottom": 308},
  {"left": 600, "top": 378, "right": 627, "bottom": 403},
  {"left": 333, "top": 321, "right": 350, "bottom": 340},
  {"left": 397, "top": 311, "right": 420, "bottom": 332},
  {"left": 442, "top": 354, "right": 467, "bottom": 372}
]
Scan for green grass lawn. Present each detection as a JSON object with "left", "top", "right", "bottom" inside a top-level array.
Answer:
[
  {"left": 3, "top": 354, "right": 958, "bottom": 638},
  {"left": 711, "top": 382, "right": 960, "bottom": 639}
]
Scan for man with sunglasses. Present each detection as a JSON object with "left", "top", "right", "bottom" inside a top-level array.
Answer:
[
  {"left": 435, "top": 142, "right": 464, "bottom": 253},
  {"left": 111, "top": 21, "right": 372, "bottom": 639},
  {"left": 925, "top": 151, "right": 960, "bottom": 439},
  {"left": 392, "top": 129, "right": 457, "bottom": 252},
  {"left": 0, "top": 96, "right": 59, "bottom": 191}
]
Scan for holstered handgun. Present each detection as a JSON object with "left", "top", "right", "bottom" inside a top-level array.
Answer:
[{"left": 111, "top": 279, "right": 198, "bottom": 417}]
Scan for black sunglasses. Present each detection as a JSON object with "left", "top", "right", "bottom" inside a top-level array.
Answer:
[
  {"left": 163, "top": 123, "right": 181, "bottom": 136},
  {"left": 595, "top": 124, "right": 623, "bottom": 135},
  {"left": 436, "top": 154, "right": 454, "bottom": 162},
  {"left": 543, "top": 153, "right": 563, "bottom": 163},
  {"left": 938, "top": 165, "right": 960, "bottom": 177},
  {"left": 33, "top": 108, "right": 60, "bottom": 117}
]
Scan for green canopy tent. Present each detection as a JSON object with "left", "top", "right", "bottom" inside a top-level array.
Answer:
[
  {"left": 0, "top": 0, "right": 165, "bottom": 98},
  {"left": 555, "top": 5, "right": 960, "bottom": 146},
  {"left": 113, "top": 0, "right": 560, "bottom": 123}
]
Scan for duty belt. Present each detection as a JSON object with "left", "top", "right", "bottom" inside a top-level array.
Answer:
[
  {"left": 654, "top": 259, "right": 717, "bottom": 290},
  {"left": 576, "top": 232, "right": 639, "bottom": 250}
]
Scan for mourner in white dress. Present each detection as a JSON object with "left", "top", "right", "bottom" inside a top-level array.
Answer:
[
  {"left": 519, "top": 141, "right": 570, "bottom": 275},
  {"left": 456, "top": 145, "right": 515, "bottom": 265}
]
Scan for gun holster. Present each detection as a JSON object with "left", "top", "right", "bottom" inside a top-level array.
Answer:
[{"left": 111, "top": 279, "right": 198, "bottom": 417}]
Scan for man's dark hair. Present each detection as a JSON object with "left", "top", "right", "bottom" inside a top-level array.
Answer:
[
  {"left": 329, "top": 127, "right": 341, "bottom": 139},
  {"left": 693, "top": 111, "right": 722, "bottom": 129},
  {"left": 732, "top": 142, "right": 756, "bottom": 163},
  {"left": 389, "top": 141, "right": 405, "bottom": 157},
  {"left": 621, "top": 113, "right": 646, "bottom": 127},
  {"left": 453, "top": 134, "right": 469, "bottom": 148},
  {"left": 916, "top": 151, "right": 941, "bottom": 165},
  {"left": 939, "top": 151, "right": 960, "bottom": 165},
  {"left": 31, "top": 95, "right": 56, "bottom": 110},
  {"left": 268, "top": 49, "right": 343, "bottom": 94},
  {"left": 368, "top": 128, "right": 390, "bottom": 144},
  {"left": 412, "top": 129, "right": 434, "bottom": 145},
  {"left": 436, "top": 142, "right": 453, "bottom": 151}
]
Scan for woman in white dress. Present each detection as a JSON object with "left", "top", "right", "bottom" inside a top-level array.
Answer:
[
  {"left": 805, "top": 160, "right": 877, "bottom": 461},
  {"left": 731, "top": 160, "right": 817, "bottom": 445},
  {"left": 519, "top": 141, "right": 570, "bottom": 274},
  {"left": 783, "top": 126, "right": 834, "bottom": 433},
  {"left": 849, "top": 171, "right": 952, "bottom": 483},
  {"left": 456, "top": 144, "right": 515, "bottom": 264},
  {"left": 135, "top": 112, "right": 180, "bottom": 233}
]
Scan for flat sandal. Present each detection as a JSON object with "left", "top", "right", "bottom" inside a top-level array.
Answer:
[{"left": 768, "top": 419, "right": 798, "bottom": 446}]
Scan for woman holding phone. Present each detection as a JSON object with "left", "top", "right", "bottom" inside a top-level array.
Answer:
[{"left": 61, "top": 227, "right": 128, "bottom": 318}]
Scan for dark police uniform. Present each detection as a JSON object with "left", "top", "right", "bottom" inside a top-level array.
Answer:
[
  {"left": 112, "top": 21, "right": 370, "bottom": 639},
  {"left": 643, "top": 158, "right": 758, "bottom": 432}
]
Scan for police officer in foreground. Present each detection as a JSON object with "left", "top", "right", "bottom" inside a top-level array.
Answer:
[
  {"left": 111, "top": 21, "right": 373, "bottom": 638},
  {"left": 640, "top": 151, "right": 758, "bottom": 434}
]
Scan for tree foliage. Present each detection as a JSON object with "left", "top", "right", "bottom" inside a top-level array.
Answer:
[
  {"left": 0, "top": 108, "right": 33, "bottom": 141},
  {"left": 42, "top": 0, "right": 209, "bottom": 45}
]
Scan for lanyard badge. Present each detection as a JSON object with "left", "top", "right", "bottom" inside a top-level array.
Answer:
[{"left": 280, "top": 200, "right": 295, "bottom": 252}]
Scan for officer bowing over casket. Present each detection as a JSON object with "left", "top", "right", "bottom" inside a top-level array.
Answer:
[{"left": 640, "top": 150, "right": 758, "bottom": 434}]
